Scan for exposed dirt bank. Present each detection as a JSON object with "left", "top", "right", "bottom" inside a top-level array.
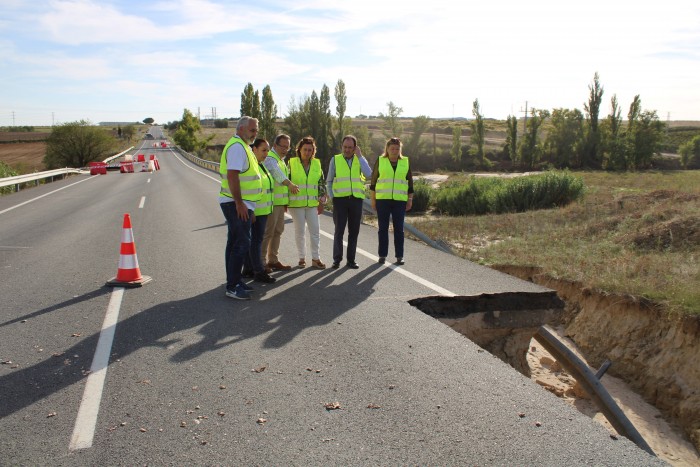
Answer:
[{"left": 495, "top": 265, "right": 700, "bottom": 459}]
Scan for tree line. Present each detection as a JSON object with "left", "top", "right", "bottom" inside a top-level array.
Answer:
[
  {"left": 32, "top": 73, "right": 700, "bottom": 171},
  {"left": 169, "top": 72, "right": 696, "bottom": 170}
]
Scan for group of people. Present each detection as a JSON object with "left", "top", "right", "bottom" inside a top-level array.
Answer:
[{"left": 219, "top": 116, "right": 415, "bottom": 300}]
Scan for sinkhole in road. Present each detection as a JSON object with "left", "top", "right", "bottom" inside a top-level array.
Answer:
[{"left": 408, "top": 291, "right": 565, "bottom": 376}]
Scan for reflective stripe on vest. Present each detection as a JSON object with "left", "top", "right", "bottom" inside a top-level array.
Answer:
[
  {"left": 331, "top": 154, "right": 365, "bottom": 199},
  {"left": 219, "top": 136, "right": 263, "bottom": 201},
  {"left": 288, "top": 157, "right": 321, "bottom": 208},
  {"left": 254, "top": 163, "right": 274, "bottom": 216},
  {"left": 375, "top": 156, "right": 409, "bottom": 201},
  {"left": 267, "top": 149, "right": 290, "bottom": 206}
]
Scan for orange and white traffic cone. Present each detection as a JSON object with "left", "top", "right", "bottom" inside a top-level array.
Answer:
[{"left": 106, "top": 213, "right": 152, "bottom": 287}]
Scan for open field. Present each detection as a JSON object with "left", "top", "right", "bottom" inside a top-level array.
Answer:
[{"left": 0, "top": 142, "right": 47, "bottom": 172}]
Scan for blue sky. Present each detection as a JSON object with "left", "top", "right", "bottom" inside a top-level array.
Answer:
[{"left": 1, "top": 0, "right": 699, "bottom": 126}]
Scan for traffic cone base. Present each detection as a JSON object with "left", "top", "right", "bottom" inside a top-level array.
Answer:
[
  {"left": 106, "top": 213, "right": 151, "bottom": 288},
  {"left": 106, "top": 274, "right": 152, "bottom": 288}
]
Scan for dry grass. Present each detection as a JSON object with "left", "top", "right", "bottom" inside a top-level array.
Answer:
[{"left": 409, "top": 171, "right": 700, "bottom": 315}]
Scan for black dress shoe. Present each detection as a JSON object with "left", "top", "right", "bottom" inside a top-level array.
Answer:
[
  {"left": 254, "top": 272, "right": 276, "bottom": 283},
  {"left": 241, "top": 269, "right": 254, "bottom": 278},
  {"left": 395, "top": 258, "right": 405, "bottom": 265},
  {"left": 332, "top": 262, "right": 340, "bottom": 269},
  {"left": 346, "top": 262, "right": 359, "bottom": 269},
  {"left": 378, "top": 257, "right": 386, "bottom": 264}
]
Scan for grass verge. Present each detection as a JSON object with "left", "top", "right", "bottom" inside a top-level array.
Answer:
[{"left": 409, "top": 171, "right": 700, "bottom": 316}]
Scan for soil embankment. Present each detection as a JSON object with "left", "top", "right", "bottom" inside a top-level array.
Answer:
[{"left": 495, "top": 265, "right": 700, "bottom": 459}]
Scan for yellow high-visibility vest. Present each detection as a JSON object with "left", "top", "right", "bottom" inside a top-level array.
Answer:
[
  {"left": 254, "top": 163, "right": 274, "bottom": 216},
  {"left": 219, "top": 136, "right": 262, "bottom": 201},
  {"left": 267, "top": 149, "right": 290, "bottom": 206},
  {"left": 331, "top": 154, "right": 365, "bottom": 199},
  {"left": 288, "top": 157, "right": 321, "bottom": 208},
  {"left": 375, "top": 156, "right": 409, "bottom": 201}
]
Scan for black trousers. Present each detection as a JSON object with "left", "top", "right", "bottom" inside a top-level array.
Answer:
[{"left": 332, "top": 196, "right": 364, "bottom": 263}]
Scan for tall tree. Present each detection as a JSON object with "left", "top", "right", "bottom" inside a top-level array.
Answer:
[
  {"left": 259, "top": 85, "right": 277, "bottom": 142},
  {"left": 240, "top": 83, "right": 256, "bottom": 117},
  {"left": 625, "top": 97, "right": 663, "bottom": 170},
  {"left": 44, "top": 120, "right": 116, "bottom": 169},
  {"left": 505, "top": 115, "right": 518, "bottom": 162},
  {"left": 306, "top": 91, "right": 321, "bottom": 141},
  {"left": 518, "top": 108, "right": 549, "bottom": 169},
  {"left": 625, "top": 95, "right": 642, "bottom": 169},
  {"left": 582, "top": 72, "right": 604, "bottom": 168},
  {"left": 470, "top": 99, "right": 485, "bottom": 166},
  {"left": 380, "top": 101, "right": 403, "bottom": 139},
  {"left": 451, "top": 125, "right": 462, "bottom": 162},
  {"left": 318, "top": 84, "right": 333, "bottom": 164},
  {"left": 405, "top": 115, "right": 431, "bottom": 158},
  {"left": 544, "top": 108, "right": 584, "bottom": 168},
  {"left": 251, "top": 90, "right": 261, "bottom": 120},
  {"left": 282, "top": 96, "right": 307, "bottom": 148},
  {"left": 334, "top": 79, "right": 347, "bottom": 150},
  {"left": 601, "top": 94, "right": 626, "bottom": 170}
]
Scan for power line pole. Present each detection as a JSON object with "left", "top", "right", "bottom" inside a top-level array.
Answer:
[{"left": 519, "top": 101, "right": 528, "bottom": 133}]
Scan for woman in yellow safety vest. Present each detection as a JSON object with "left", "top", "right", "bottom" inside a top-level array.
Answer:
[
  {"left": 242, "top": 138, "right": 277, "bottom": 283},
  {"left": 288, "top": 136, "right": 328, "bottom": 269},
  {"left": 369, "top": 137, "right": 414, "bottom": 265}
]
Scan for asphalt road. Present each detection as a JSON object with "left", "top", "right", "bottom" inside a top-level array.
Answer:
[{"left": 0, "top": 139, "right": 663, "bottom": 465}]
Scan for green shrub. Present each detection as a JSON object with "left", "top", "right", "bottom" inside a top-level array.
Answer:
[
  {"left": 434, "top": 171, "right": 585, "bottom": 216},
  {"left": 410, "top": 178, "right": 433, "bottom": 212},
  {"left": 1, "top": 161, "right": 19, "bottom": 195},
  {"left": 434, "top": 176, "right": 499, "bottom": 215}
]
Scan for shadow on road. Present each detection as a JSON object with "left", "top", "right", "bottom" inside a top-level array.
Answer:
[{"left": 0, "top": 263, "right": 392, "bottom": 418}]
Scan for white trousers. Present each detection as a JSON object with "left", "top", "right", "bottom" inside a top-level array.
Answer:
[{"left": 288, "top": 207, "right": 321, "bottom": 260}]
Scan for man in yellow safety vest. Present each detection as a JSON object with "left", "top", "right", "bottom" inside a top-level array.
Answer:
[
  {"left": 219, "top": 116, "right": 262, "bottom": 300},
  {"left": 326, "top": 135, "right": 372, "bottom": 269}
]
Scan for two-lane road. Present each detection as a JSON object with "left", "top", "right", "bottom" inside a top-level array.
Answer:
[{"left": 0, "top": 145, "right": 661, "bottom": 465}]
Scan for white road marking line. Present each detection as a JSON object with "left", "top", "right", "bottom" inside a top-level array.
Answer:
[
  {"left": 139, "top": 196, "right": 146, "bottom": 209},
  {"left": 0, "top": 175, "right": 98, "bottom": 216},
  {"left": 177, "top": 151, "right": 456, "bottom": 297},
  {"left": 318, "top": 230, "right": 456, "bottom": 296},
  {"left": 171, "top": 151, "right": 219, "bottom": 182},
  {"left": 69, "top": 287, "right": 125, "bottom": 451}
]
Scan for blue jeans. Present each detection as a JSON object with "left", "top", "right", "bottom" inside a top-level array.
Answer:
[
  {"left": 220, "top": 201, "right": 252, "bottom": 289},
  {"left": 244, "top": 214, "right": 268, "bottom": 274},
  {"left": 376, "top": 199, "right": 406, "bottom": 258}
]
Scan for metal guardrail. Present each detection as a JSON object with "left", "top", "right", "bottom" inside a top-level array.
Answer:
[
  {"left": 172, "top": 147, "right": 220, "bottom": 173},
  {"left": 0, "top": 147, "right": 134, "bottom": 191}
]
